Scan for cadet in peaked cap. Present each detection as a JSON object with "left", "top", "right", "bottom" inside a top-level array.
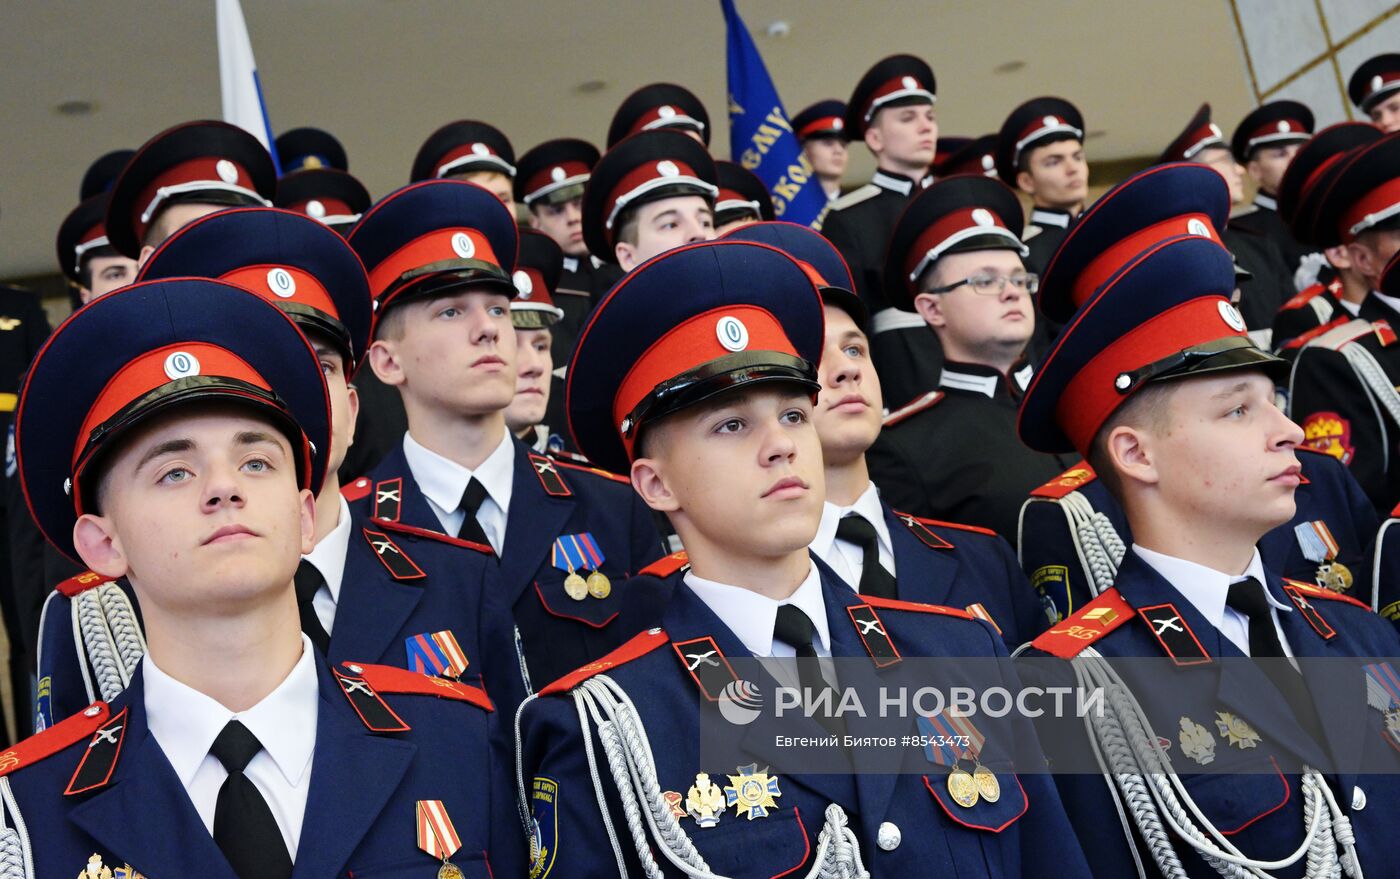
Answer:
[
  {"left": 995, "top": 97, "right": 1088, "bottom": 275},
  {"left": 1017, "top": 163, "right": 1376, "bottom": 625},
  {"left": 520, "top": 238, "right": 1090, "bottom": 878},
  {"left": 935, "top": 134, "right": 998, "bottom": 178},
  {"left": 1159, "top": 103, "right": 1295, "bottom": 330},
  {"left": 606, "top": 82, "right": 711, "bottom": 148},
  {"left": 1230, "top": 100, "right": 1315, "bottom": 270},
  {"left": 275, "top": 126, "right": 349, "bottom": 173},
  {"left": 581, "top": 129, "right": 718, "bottom": 271},
  {"left": 274, "top": 167, "right": 371, "bottom": 236},
  {"left": 1018, "top": 232, "right": 1400, "bottom": 879},
  {"left": 507, "top": 230, "right": 568, "bottom": 455},
  {"left": 5, "top": 278, "right": 524, "bottom": 877},
  {"left": 1349, "top": 53, "right": 1400, "bottom": 131},
  {"left": 823, "top": 53, "right": 939, "bottom": 412},
  {"left": 792, "top": 99, "right": 849, "bottom": 200},
  {"left": 56, "top": 195, "right": 137, "bottom": 303},
  {"left": 105, "top": 120, "right": 276, "bottom": 262},
  {"left": 78, "top": 149, "right": 134, "bottom": 201},
  {"left": 410, "top": 119, "right": 517, "bottom": 206},
  {"left": 348, "top": 179, "right": 665, "bottom": 695},
  {"left": 713, "top": 160, "right": 775, "bottom": 234},
  {"left": 868, "top": 175, "right": 1072, "bottom": 544}
]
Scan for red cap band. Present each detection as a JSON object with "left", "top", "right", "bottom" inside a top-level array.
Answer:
[
  {"left": 605, "top": 159, "right": 713, "bottom": 236},
  {"left": 523, "top": 161, "right": 592, "bottom": 202},
  {"left": 864, "top": 76, "right": 935, "bottom": 122},
  {"left": 797, "top": 116, "right": 844, "bottom": 139},
  {"left": 1069, "top": 213, "right": 1220, "bottom": 306},
  {"left": 134, "top": 158, "right": 262, "bottom": 237},
  {"left": 904, "top": 208, "right": 1017, "bottom": 287},
  {"left": 287, "top": 197, "right": 356, "bottom": 220},
  {"left": 218, "top": 265, "right": 342, "bottom": 321},
  {"left": 627, "top": 105, "right": 706, "bottom": 137},
  {"left": 365, "top": 228, "right": 502, "bottom": 299},
  {"left": 512, "top": 267, "right": 555, "bottom": 307},
  {"left": 436, "top": 143, "right": 515, "bottom": 178},
  {"left": 1340, "top": 175, "right": 1400, "bottom": 241}
]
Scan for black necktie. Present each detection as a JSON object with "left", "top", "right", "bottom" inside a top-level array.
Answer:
[
  {"left": 210, "top": 720, "right": 293, "bottom": 879},
  {"left": 1226, "top": 577, "right": 1326, "bottom": 746},
  {"left": 835, "top": 514, "right": 898, "bottom": 599},
  {"left": 456, "top": 477, "right": 491, "bottom": 545},
  {"left": 773, "top": 605, "right": 843, "bottom": 734},
  {"left": 293, "top": 560, "right": 331, "bottom": 655}
]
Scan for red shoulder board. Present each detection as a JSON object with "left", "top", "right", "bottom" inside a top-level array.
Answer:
[
  {"left": 341, "top": 476, "right": 373, "bottom": 502},
  {"left": 1390, "top": 500, "right": 1400, "bottom": 519},
  {"left": 549, "top": 448, "right": 594, "bottom": 467},
  {"left": 549, "top": 456, "right": 631, "bottom": 485},
  {"left": 894, "top": 513, "right": 997, "bottom": 538},
  {"left": 892, "top": 512, "right": 954, "bottom": 549},
  {"left": 1375, "top": 319, "right": 1397, "bottom": 347},
  {"left": 860, "top": 594, "right": 975, "bottom": 620},
  {"left": 1030, "top": 588, "right": 1134, "bottom": 658},
  {"left": 540, "top": 628, "right": 670, "bottom": 696},
  {"left": 640, "top": 551, "right": 689, "bottom": 578},
  {"left": 334, "top": 665, "right": 411, "bottom": 732},
  {"left": 55, "top": 570, "right": 107, "bottom": 598},
  {"left": 1282, "top": 578, "right": 1372, "bottom": 611},
  {"left": 1280, "top": 283, "right": 1327, "bottom": 311},
  {"left": 1283, "top": 315, "right": 1350, "bottom": 351},
  {"left": 0, "top": 702, "right": 110, "bottom": 779},
  {"left": 1030, "top": 463, "right": 1098, "bottom": 499},
  {"left": 882, "top": 390, "right": 944, "bottom": 428},
  {"left": 341, "top": 662, "right": 492, "bottom": 713},
  {"left": 372, "top": 519, "right": 494, "bottom": 556}
]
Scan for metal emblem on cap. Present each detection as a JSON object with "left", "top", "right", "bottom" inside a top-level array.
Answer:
[
  {"left": 1114, "top": 373, "right": 1132, "bottom": 391},
  {"left": 1187, "top": 218, "right": 1212, "bottom": 238},
  {"left": 659, "top": 105, "right": 676, "bottom": 119},
  {"left": 63, "top": 478, "right": 72, "bottom": 496},
  {"left": 981, "top": 154, "right": 995, "bottom": 171},
  {"left": 1218, "top": 300, "right": 1246, "bottom": 332},
  {"left": 716, "top": 316, "right": 749, "bottom": 352},
  {"left": 657, "top": 160, "right": 680, "bottom": 178},
  {"left": 971, "top": 208, "right": 995, "bottom": 228},
  {"left": 833, "top": 119, "right": 844, "bottom": 130},
  {"left": 514, "top": 270, "right": 534, "bottom": 299},
  {"left": 163, "top": 351, "right": 200, "bottom": 380},
  {"left": 1278, "top": 121, "right": 1291, "bottom": 133},
  {"left": 550, "top": 166, "right": 567, "bottom": 182},
  {"left": 901, "top": 76, "right": 918, "bottom": 88},
  {"left": 1043, "top": 115, "right": 1058, "bottom": 127},
  {"left": 451, "top": 232, "right": 476, "bottom": 259},
  {"left": 267, "top": 268, "right": 297, "bottom": 298},
  {"left": 215, "top": 159, "right": 239, "bottom": 184},
  {"left": 1374, "top": 75, "right": 1385, "bottom": 94},
  {"left": 471, "top": 142, "right": 490, "bottom": 156},
  {"left": 306, "top": 199, "right": 326, "bottom": 218}
]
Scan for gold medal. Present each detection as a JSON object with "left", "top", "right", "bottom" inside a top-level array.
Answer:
[
  {"left": 586, "top": 570, "right": 611, "bottom": 599},
  {"left": 564, "top": 572, "right": 589, "bottom": 601},
  {"left": 438, "top": 862, "right": 465, "bottom": 879},
  {"left": 972, "top": 764, "right": 1000, "bottom": 803},
  {"left": 1316, "top": 560, "right": 1353, "bottom": 593},
  {"left": 947, "top": 765, "right": 979, "bottom": 808},
  {"left": 1215, "top": 711, "right": 1262, "bottom": 749}
]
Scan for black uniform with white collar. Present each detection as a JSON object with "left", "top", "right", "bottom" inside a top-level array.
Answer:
[{"left": 1022, "top": 207, "right": 1075, "bottom": 276}]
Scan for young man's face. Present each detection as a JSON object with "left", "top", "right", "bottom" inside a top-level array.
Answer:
[
  {"left": 813, "top": 304, "right": 882, "bottom": 468},
  {"left": 635, "top": 385, "right": 825, "bottom": 558},
  {"left": 804, "top": 137, "right": 849, "bottom": 179},
  {"left": 914, "top": 249, "right": 1035, "bottom": 359},
  {"left": 459, "top": 170, "right": 515, "bottom": 207},
  {"left": 614, "top": 195, "right": 715, "bottom": 271},
  {"left": 1123, "top": 371, "right": 1303, "bottom": 539},
  {"left": 1369, "top": 93, "right": 1400, "bottom": 133},
  {"left": 369, "top": 289, "right": 518, "bottom": 418},
  {"left": 311, "top": 338, "right": 359, "bottom": 479},
  {"left": 81, "top": 254, "right": 139, "bottom": 303},
  {"left": 530, "top": 197, "right": 587, "bottom": 255},
  {"left": 1197, "top": 147, "right": 1246, "bottom": 206},
  {"left": 73, "top": 408, "right": 315, "bottom": 617},
  {"left": 505, "top": 326, "right": 552, "bottom": 434},
  {"left": 865, "top": 104, "right": 937, "bottom": 172},
  {"left": 1016, "top": 139, "right": 1088, "bottom": 209},
  {"left": 1245, "top": 143, "right": 1300, "bottom": 196}
]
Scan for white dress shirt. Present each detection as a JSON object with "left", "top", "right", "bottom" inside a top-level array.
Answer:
[
  {"left": 144, "top": 635, "right": 320, "bottom": 858},
  {"left": 1132, "top": 545, "right": 1295, "bottom": 660},
  {"left": 402, "top": 429, "right": 514, "bottom": 553},
  {"left": 303, "top": 495, "right": 351, "bottom": 634},
  {"left": 810, "top": 482, "right": 895, "bottom": 590}
]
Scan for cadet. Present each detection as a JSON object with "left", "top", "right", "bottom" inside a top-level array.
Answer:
[
  {"left": 581, "top": 129, "right": 718, "bottom": 272},
  {"left": 516, "top": 239, "right": 1091, "bottom": 877},
  {"left": 274, "top": 166, "right": 371, "bottom": 237},
  {"left": 934, "top": 133, "right": 997, "bottom": 178},
  {"left": 724, "top": 220, "right": 1050, "bottom": 648},
  {"left": 1016, "top": 164, "right": 1378, "bottom": 619},
  {"left": 1288, "top": 131, "right": 1400, "bottom": 513},
  {"left": 1017, "top": 225, "right": 1400, "bottom": 879},
  {"left": 514, "top": 137, "right": 619, "bottom": 362},
  {"left": 56, "top": 195, "right": 137, "bottom": 306},
  {"left": 867, "top": 175, "right": 1072, "bottom": 543},
  {"left": 1229, "top": 100, "right": 1314, "bottom": 271},
  {"left": 1348, "top": 53, "right": 1400, "bottom": 132},
  {"left": 994, "top": 96, "right": 1089, "bottom": 276},
  {"left": 791, "top": 99, "right": 849, "bottom": 200},
  {"left": 35, "top": 205, "right": 522, "bottom": 724},
  {"left": 505, "top": 229, "right": 567, "bottom": 453},
  {"left": 105, "top": 120, "right": 276, "bottom": 266},
  {"left": 1158, "top": 103, "right": 1295, "bottom": 332},
  {"left": 606, "top": 82, "right": 711, "bottom": 148},
  {"left": 822, "top": 54, "right": 941, "bottom": 410},
  {"left": 347, "top": 179, "right": 665, "bottom": 692},
  {"left": 410, "top": 119, "right": 517, "bottom": 206},
  {"left": 4, "top": 277, "right": 524, "bottom": 877},
  {"left": 713, "top": 160, "right": 775, "bottom": 234}
]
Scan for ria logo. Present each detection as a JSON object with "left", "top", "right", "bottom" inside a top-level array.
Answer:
[{"left": 718, "top": 679, "right": 763, "bottom": 726}]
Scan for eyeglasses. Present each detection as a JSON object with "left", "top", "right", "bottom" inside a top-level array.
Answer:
[{"left": 926, "top": 272, "right": 1039, "bottom": 296}]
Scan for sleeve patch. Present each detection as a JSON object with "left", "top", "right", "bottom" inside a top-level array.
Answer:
[{"left": 1299, "top": 412, "right": 1354, "bottom": 465}]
